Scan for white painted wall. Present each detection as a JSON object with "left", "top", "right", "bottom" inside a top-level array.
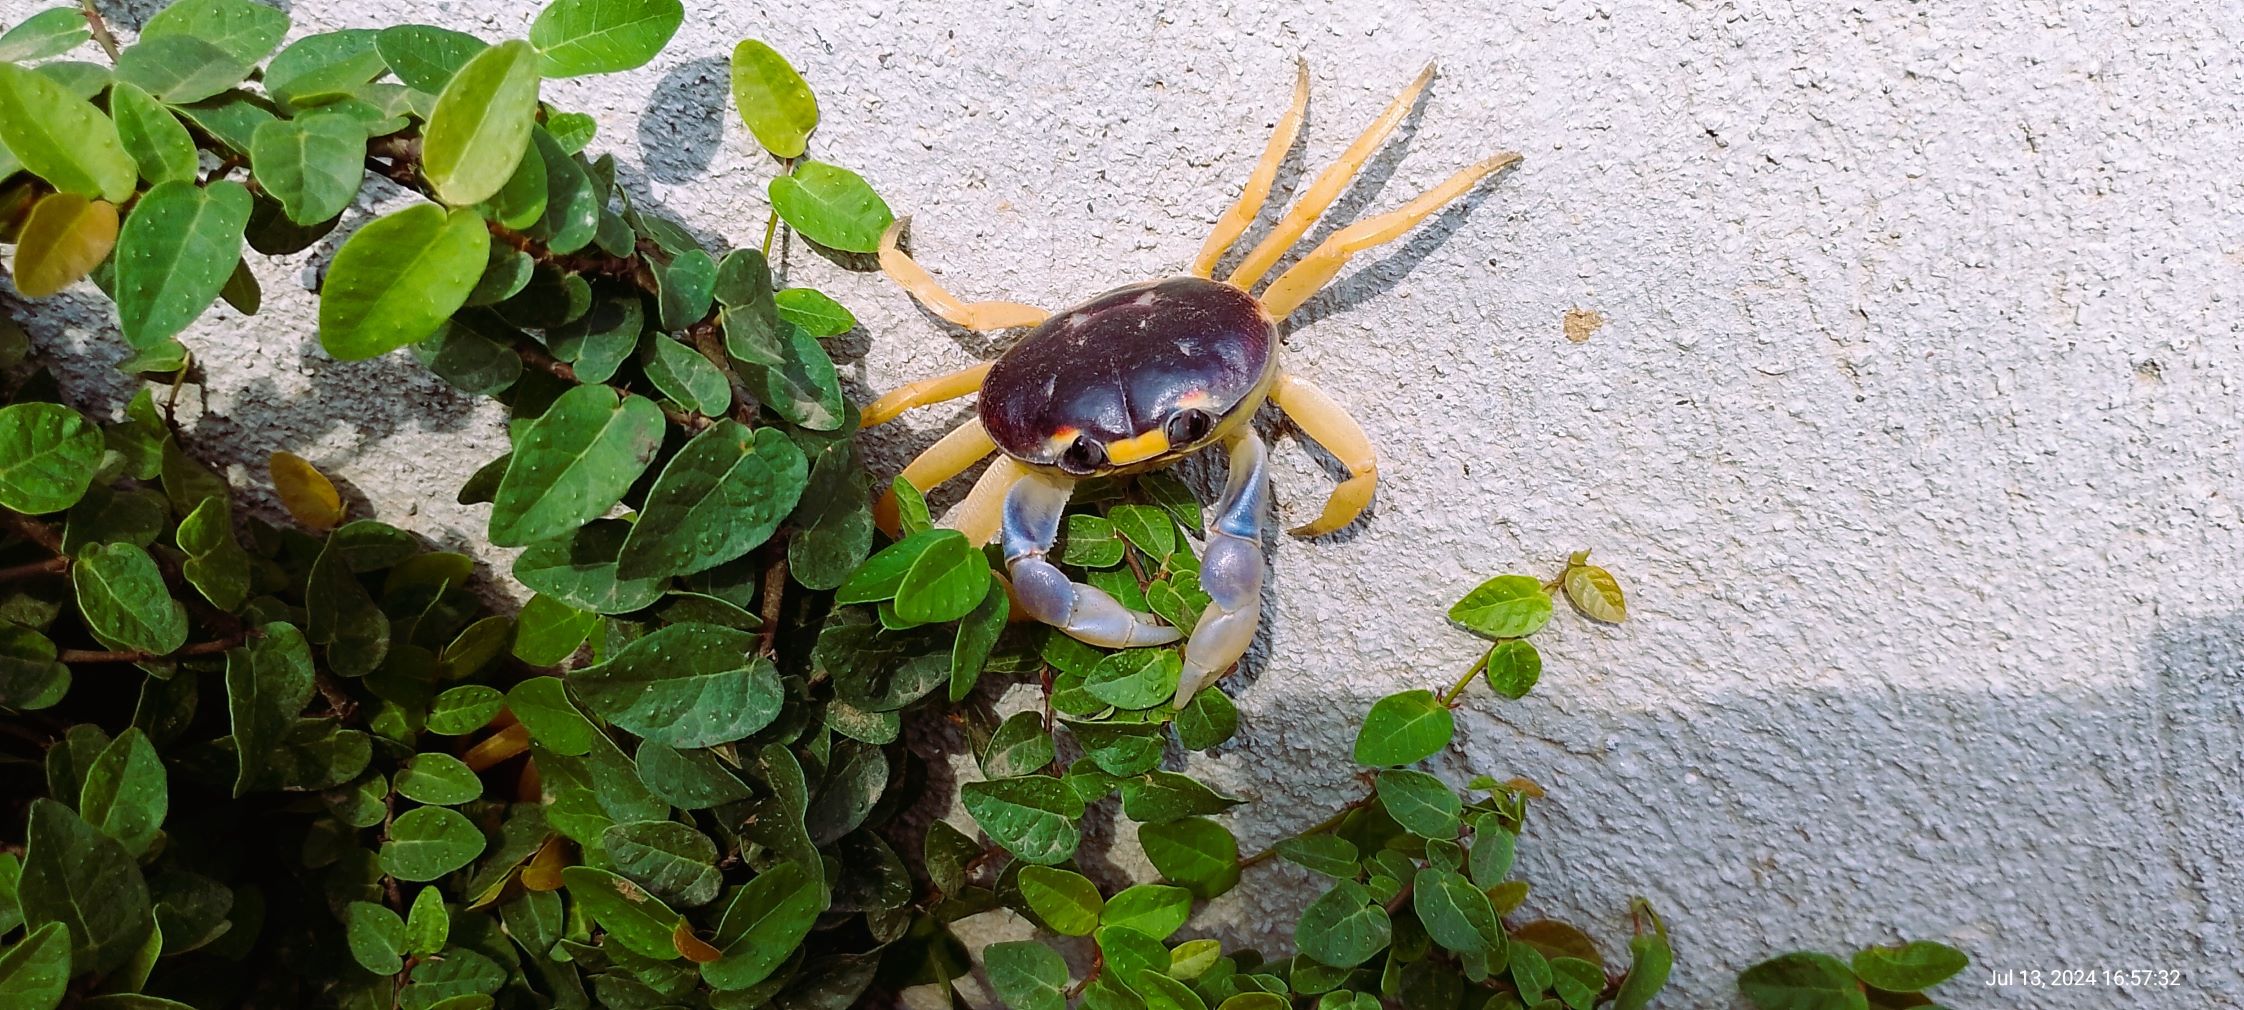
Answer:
[{"left": 8, "top": 1, "right": 2241, "bottom": 1006}]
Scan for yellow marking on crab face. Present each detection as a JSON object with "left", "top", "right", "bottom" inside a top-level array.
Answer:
[
  {"left": 1105, "top": 429, "right": 1172, "bottom": 465},
  {"left": 1039, "top": 426, "right": 1082, "bottom": 459}
]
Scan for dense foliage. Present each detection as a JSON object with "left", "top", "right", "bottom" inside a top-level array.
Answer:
[{"left": 0, "top": 1, "right": 1971, "bottom": 1009}]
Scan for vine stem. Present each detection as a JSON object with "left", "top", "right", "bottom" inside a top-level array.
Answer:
[
  {"left": 0, "top": 556, "right": 68, "bottom": 582},
  {"left": 78, "top": 0, "right": 121, "bottom": 62},
  {"left": 59, "top": 636, "right": 240, "bottom": 664},
  {"left": 1439, "top": 648, "right": 1491, "bottom": 708}
]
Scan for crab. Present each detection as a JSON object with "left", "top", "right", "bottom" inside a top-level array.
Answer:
[{"left": 861, "top": 62, "right": 1518, "bottom": 707}]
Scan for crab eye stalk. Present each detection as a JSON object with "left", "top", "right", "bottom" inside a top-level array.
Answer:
[
  {"left": 1165, "top": 408, "right": 1215, "bottom": 446},
  {"left": 1059, "top": 435, "right": 1107, "bottom": 475}
]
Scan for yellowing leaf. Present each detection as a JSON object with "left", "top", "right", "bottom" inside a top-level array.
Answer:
[
  {"left": 269, "top": 450, "right": 344, "bottom": 530},
  {"left": 1562, "top": 559, "right": 1627, "bottom": 623},
  {"left": 12, "top": 192, "right": 117, "bottom": 297},
  {"left": 729, "top": 39, "right": 817, "bottom": 158}
]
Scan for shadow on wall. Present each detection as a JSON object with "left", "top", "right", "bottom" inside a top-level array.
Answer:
[
  {"left": 915, "top": 611, "right": 2244, "bottom": 1008},
  {"left": 640, "top": 55, "right": 730, "bottom": 184}
]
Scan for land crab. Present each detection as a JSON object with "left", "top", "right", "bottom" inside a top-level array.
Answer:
[{"left": 862, "top": 62, "right": 1516, "bottom": 706}]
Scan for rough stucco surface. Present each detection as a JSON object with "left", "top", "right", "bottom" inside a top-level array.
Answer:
[{"left": 6, "top": 0, "right": 2242, "bottom": 1005}]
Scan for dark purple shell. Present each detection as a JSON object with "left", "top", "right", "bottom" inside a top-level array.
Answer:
[{"left": 979, "top": 277, "right": 1275, "bottom": 468}]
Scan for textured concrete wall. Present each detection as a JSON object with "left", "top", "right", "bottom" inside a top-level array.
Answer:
[{"left": 8, "top": 1, "right": 2242, "bottom": 1006}]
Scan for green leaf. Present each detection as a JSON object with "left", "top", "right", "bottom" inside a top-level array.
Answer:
[
  {"left": 379, "top": 806, "right": 487, "bottom": 882},
  {"left": 1613, "top": 903, "right": 1673, "bottom": 1010},
  {"left": 1137, "top": 816, "right": 1238, "bottom": 899},
  {"left": 249, "top": 114, "right": 364, "bottom": 225},
  {"left": 344, "top": 901, "right": 404, "bottom": 975},
  {"left": 506, "top": 676, "right": 597, "bottom": 754},
  {"left": 948, "top": 577, "right": 1008, "bottom": 701},
  {"left": 78, "top": 729, "right": 166, "bottom": 857},
  {"left": 1294, "top": 879, "right": 1389, "bottom": 968},
  {"left": 703, "top": 859, "right": 823, "bottom": 990},
  {"left": 739, "top": 322, "right": 845, "bottom": 430},
  {"left": 836, "top": 528, "right": 949, "bottom": 603},
  {"left": 0, "top": 921, "right": 72, "bottom": 1010},
  {"left": 0, "top": 9, "right": 89, "bottom": 62},
  {"left": 414, "top": 317, "right": 523, "bottom": 395},
  {"left": 530, "top": 0, "right": 682, "bottom": 77},
  {"left": 728, "top": 40, "right": 818, "bottom": 159},
  {"left": 1412, "top": 868, "right": 1499, "bottom": 956},
  {"left": 1101, "top": 883, "right": 1191, "bottom": 940},
  {"left": 1375, "top": 769, "right": 1461, "bottom": 839},
  {"left": 1850, "top": 941, "right": 1966, "bottom": 993},
  {"left": 715, "top": 247, "right": 780, "bottom": 364},
  {"left": 1132, "top": 970, "right": 1208, "bottom": 1010},
  {"left": 1060, "top": 514, "right": 1123, "bottom": 567},
  {"left": 571, "top": 623, "right": 782, "bottom": 747},
  {"left": 174, "top": 496, "right": 250, "bottom": 611},
  {"left": 788, "top": 437, "right": 873, "bottom": 590},
  {"left": 375, "top": 24, "right": 486, "bottom": 92},
  {"left": 318, "top": 204, "right": 490, "bottom": 360},
  {"left": 768, "top": 160, "right": 891, "bottom": 253},
  {"left": 421, "top": 40, "right": 542, "bottom": 206},
  {"left": 1275, "top": 834, "right": 1358, "bottom": 878},
  {"left": 1550, "top": 957, "right": 1602, "bottom": 1010},
  {"left": 1483, "top": 639, "right": 1542, "bottom": 700},
  {"left": 773, "top": 287, "right": 854, "bottom": 336},
  {"left": 396, "top": 752, "right": 483, "bottom": 806},
  {"left": 72, "top": 542, "right": 187, "bottom": 655},
  {"left": 1353, "top": 689, "right": 1453, "bottom": 766},
  {"left": 261, "top": 29, "right": 387, "bottom": 108},
  {"left": 510, "top": 599, "right": 597, "bottom": 667},
  {"left": 1085, "top": 648, "right": 1182, "bottom": 710},
  {"left": 618, "top": 421, "right": 807, "bottom": 579},
  {"left": 107, "top": 83, "right": 196, "bottom": 185},
  {"left": 402, "top": 886, "right": 448, "bottom": 957},
  {"left": 1175, "top": 687, "right": 1237, "bottom": 751},
  {"left": 961, "top": 775, "right": 1083, "bottom": 865},
  {"left": 1015, "top": 865, "right": 1101, "bottom": 936},
  {"left": 986, "top": 940, "right": 1068, "bottom": 1010},
  {"left": 1448, "top": 575, "right": 1553, "bottom": 640},
  {"left": 0, "top": 64, "right": 132, "bottom": 202},
  {"left": 981, "top": 711, "right": 1055, "bottom": 779},
  {"left": 20, "top": 798, "right": 153, "bottom": 975},
  {"left": 1468, "top": 817, "right": 1517, "bottom": 887},
  {"left": 225, "top": 623, "right": 313, "bottom": 794},
  {"left": 0, "top": 402, "right": 102, "bottom": 514},
  {"left": 511, "top": 519, "right": 665, "bottom": 615},
  {"left": 1108, "top": 505, "right": 1176, "bottom": 560},
  {"left": 561, "top": 866, "right": 680, "bottom": 960},
  {"left": 0, "top": 626, "right": 70, "bottom": 711},
  {"left": 488, "top": 383, "right": 664, "bottom": 546},
  {"left": 140, "top": 0, "right": 287, "bottom": 66},
  {"left": 1737, "top": 952, "right": 1867, "bottom": 1010},
  {"left": 640, "top": 336, "right": 731, "bottom": 416},
  {"left": 113, "top": 179, "right": 252, "bottom": 350},
  {"left": 635, "top": 739, "right": 751, "bottom": 809},
  {"left": 545, "top": 292, "right": 640, "bottom": 382},
  {"left": 604, "top": 820, "right": 720, "bottom": 907},
  {"left": 1119, "top": 771, "right": 1241, "bottom": 823},
  {"left": 114, "top": 35, "right": 252, "bottom": 104},
  {"left": 426, "top": 685, "right": 503, "bottom": 734},
  {"left": 304, "top": 533, "right": 388, "bottom": 676},
  {"left": 653, "top": 247, "right": 715, "bottom": 330}
]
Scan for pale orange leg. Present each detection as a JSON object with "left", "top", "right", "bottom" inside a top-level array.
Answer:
[
  {"left": 861, "top": 360, "right": 992, "bottom": 428},
  {"left": 879, "top": 219, "right": 1050, "bottom": 331},
  {"left": 873, "top": 418, "right": 997, "bottom": 536},
  {"left": 949, "top": 455, "right": 1027, "bottom": 546},
  {"left": 1270, "top": 372, "right": 1378, "bottom": 536},
  {"left": 1225, "top": 64, "right": 1435, "bottom": 292},
  {"left": 1257, "top": 152, "right": 1520, "bottom": 320},
  {"left": 1192, "top": 59, "right": 1310, "bottom": 278}
]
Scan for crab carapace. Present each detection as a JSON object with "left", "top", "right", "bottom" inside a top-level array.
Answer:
[{"left": 862, "top": 61, "right": 1518, "bottom": 706}]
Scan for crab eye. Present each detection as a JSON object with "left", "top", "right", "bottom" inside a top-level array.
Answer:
[
  {"left": 1165, "top": 408, "right": 1215, "bottom": 446},
  {"left": 1059, "top": 435, "right": 1106, "bottom": 475}
]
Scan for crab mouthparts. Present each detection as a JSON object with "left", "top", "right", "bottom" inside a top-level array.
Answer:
[{"left": 1105, "top": 429, "right": 1171, "bottom": 465}]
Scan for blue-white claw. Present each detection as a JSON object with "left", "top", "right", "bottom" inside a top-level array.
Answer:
[
  {"left": 1003, "top": 471, "right": 1181, "bottom": 649},
  {"left": 1175, "top": 432, "right": 1270, "bottom": 708}
]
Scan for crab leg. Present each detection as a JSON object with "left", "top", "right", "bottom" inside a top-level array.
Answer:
[
  {"left": 1270, "top": 372, "right": 1378, "bottom": 536},
  {"left": 874, "top": 418, "right": 997, "bottom": 537},
  {"left": 1257, "top": 152, "right": 1520, "bottom": 320},
  {"left": 1191, "top": 60, "right": 1311, "bottom": 279},
  {"left": 1176, "top": 430, "right": 1270, "bottom": 706},
  {"left": 1002, "top": 471, "right": 1182, "bottom": 649},
  {"left": 879, "top": 220, "right": 1051, "bottom": 331},
  {"left": 1225, "top": 63, "right": 1435, "bottom": 292},
  {"left": 950, "top": 455, "right": 1028, "bottom": 546},
  {"left": 861, "top": 361, "right": 992, "bottom": 428}
]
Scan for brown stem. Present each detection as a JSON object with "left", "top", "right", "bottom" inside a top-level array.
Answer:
[
  {"left": 59, "top": 636, "right": 240, "bottom": 665},
  {"left": 510, "top": 334, "right": 710, "bottom": 431},
  {"left": 755, "top": 549, "right": 788, "bottom": 656},
  {"left": 0, "top": 556, "right": 68, "bottom": 582},
  {"left": 78, "top": 0, "right": 121, "bottom": 62},
  {"left": 2, "top": 510, "right": 64, "bottom": 554}
]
